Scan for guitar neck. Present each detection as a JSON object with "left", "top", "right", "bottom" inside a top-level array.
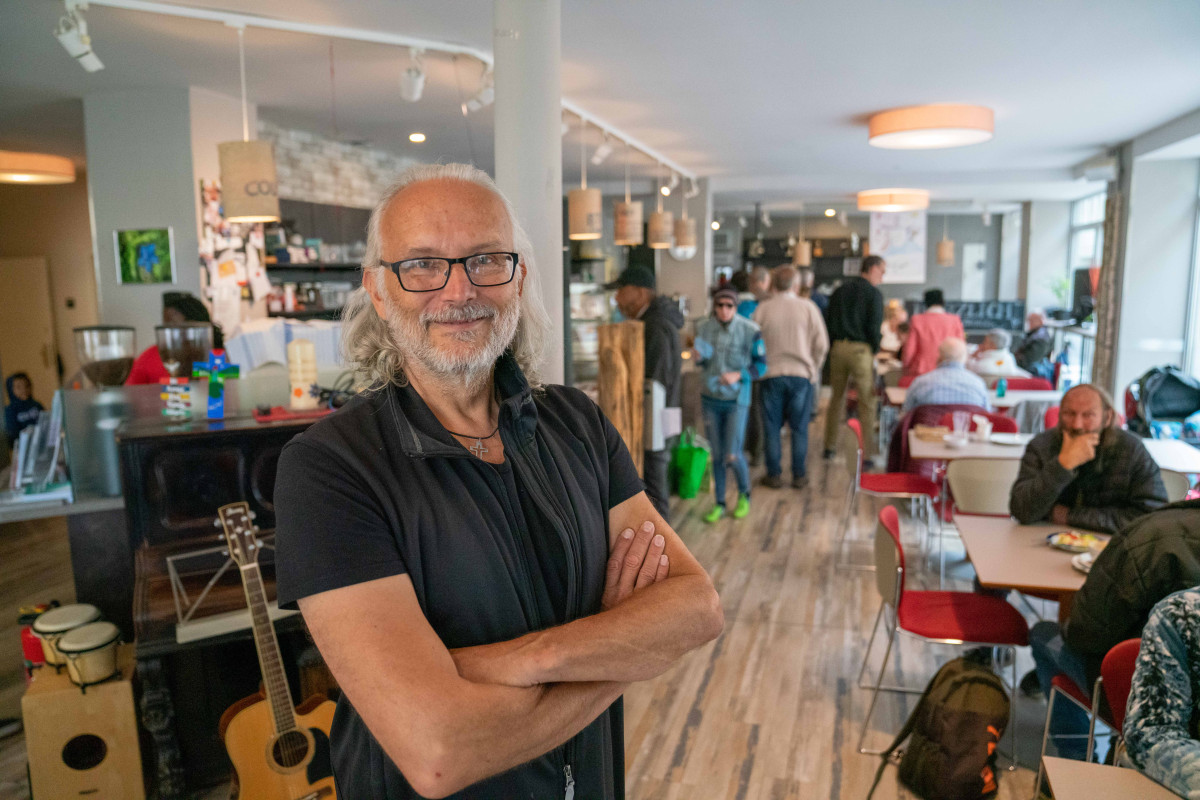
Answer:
[{"left": 240, "top": 562, "right": 298, "bottom": 734}]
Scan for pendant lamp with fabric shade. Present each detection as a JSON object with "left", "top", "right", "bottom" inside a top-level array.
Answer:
[
  {"left": 673, "top": 191, "right": 696, "bottom": 249},
  {"left": 647, "top": 163, "right": 673, "bottom": 249},
  {"left": 936, "top": 215, "right": 955, "bottom": 267},
  {"left": 567, "top": 116, "right": 602, "bottom": 240},
  {"left": 613, "top": 140, "right": 643, "bottom": 246},
  {"left": 219, "top": 27, "right": 279, "bottom": 223}
]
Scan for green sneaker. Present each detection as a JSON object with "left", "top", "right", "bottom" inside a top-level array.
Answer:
[
  {"left": 703, "top": 505, "right": 725, "bottom": 523},
  {"left": 732, "top": 494, "right": 750, "bottom": 519}
]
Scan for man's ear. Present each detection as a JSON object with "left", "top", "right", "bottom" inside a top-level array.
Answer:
[
  {"left": 363, "top": 269, "right": 389, "bottom": 319},
  {"left": 517, "top": 259, "right": 527, "bottom": 296}
]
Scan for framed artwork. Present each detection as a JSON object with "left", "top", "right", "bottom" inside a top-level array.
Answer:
[
  {"left": 114, "top": 227, "right": 175, "bottom": 284},
  {"left": 870, "top": 211, "right": 927, "bottom": 284}
]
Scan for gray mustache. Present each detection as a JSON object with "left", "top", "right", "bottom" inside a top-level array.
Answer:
[{"left": 422, "top": 303, "right": 497, "bottom": 326}]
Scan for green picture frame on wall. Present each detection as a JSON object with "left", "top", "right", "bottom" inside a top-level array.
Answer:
[{"left": 114, "top": 227, "right": 176, "bottom": 284}]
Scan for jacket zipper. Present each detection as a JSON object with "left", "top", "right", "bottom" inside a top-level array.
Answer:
[{"left": 563, "top": 763, "right": 575, "bottom": 800}]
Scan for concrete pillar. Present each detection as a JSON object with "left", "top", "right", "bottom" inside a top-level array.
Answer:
[
  {"left": 84, "top": 88, "right": 202, "bottom": 352},
  {"left": 493, "top": 0, "right": 564, "bottom": 384}
]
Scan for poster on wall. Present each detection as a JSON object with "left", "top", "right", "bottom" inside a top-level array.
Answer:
[
  {"left": 114, "top": 227, "right": 175, "bottom": 284},
  {"left": 869, "top": 211, "right": 926, "bottom": 284}
]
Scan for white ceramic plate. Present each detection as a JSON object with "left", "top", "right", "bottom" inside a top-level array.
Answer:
[
  {"left": 990, "top": 432, "right": 1032, "bottom": 446},
  {"left": 1071, "top": 552, "right": 1095, "bottom": 574},
  {"left": 942, "top": 433, "right": 969, "bottom": 449}
]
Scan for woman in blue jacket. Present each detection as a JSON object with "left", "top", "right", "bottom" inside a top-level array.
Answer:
[{"left": 693, "top": 287, "right": 766, "bottom": 522}]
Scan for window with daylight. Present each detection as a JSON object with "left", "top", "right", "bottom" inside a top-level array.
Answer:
[{"left": 1068, "top": 191, "right": 1107, "bottom": 272}]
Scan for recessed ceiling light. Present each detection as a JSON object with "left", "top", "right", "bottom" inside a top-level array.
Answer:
[
  {"left": 857, "top": 188, "right": 930, "bottom": 212},
  {"left": 409, "top": 132, "right": 426, "bottom": 143},
  {"left": 824, "top": 208, "right": 836, "bottom": 217},
  {"left": 711, "top": 220, "right": 720, "bottom": 231},
  {"left": 660, "top": 185, "right": 671, "bottom": 197},
  {"left": 868, "top": 104, "right": 994, "bottom": 150}
]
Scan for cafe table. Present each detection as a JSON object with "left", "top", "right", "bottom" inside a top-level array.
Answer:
[
  {"left": 1143, "top": 438, "right": 1200, "bottom": 474},
  {"left": 1041, "top": 756, "right": 1181, "bottom": 800},
  {"left": 907, "top": 430, "right": 1034, "bottom": 462},
  {"left": 955, "top": 515, "right": 1108, "bottom": 623}
]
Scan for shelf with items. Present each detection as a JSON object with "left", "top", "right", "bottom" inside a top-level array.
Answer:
[
  {"left": 267, "top": 308, "right": 343, "bottom": 321},
  {"left": 265, "top": 262, "right": 361, "bottom": 272}
]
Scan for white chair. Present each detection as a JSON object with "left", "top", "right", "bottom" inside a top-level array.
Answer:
[
  {"left": 945, "top": 459, "right": 1022, "bottom": 516},
  {"left": 1161, "top": 469, "right": 1191, "bottom": 503}
]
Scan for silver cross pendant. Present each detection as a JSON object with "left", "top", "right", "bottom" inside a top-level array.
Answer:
[{"left": 469, "top": 438, "right": 489, "bottom": 458}]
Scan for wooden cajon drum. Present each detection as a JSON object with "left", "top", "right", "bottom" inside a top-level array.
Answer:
[{"left": 22, "top": 644, "right": 144, "bottom": 799}]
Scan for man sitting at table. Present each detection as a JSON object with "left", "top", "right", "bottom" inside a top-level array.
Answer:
[
  {"left": 1014, "top": 308, "right": 1054, "bottom": 375},
  {"left": 901, "top": 288, "right": 965, "bottom": 378},
  {"left": 1027, "top": 499, "right": 1200, "bottom": 761},
  {"left": 1010, "top": 383, "right": 1167, "bottom": 534},
  {"left": 968, "top": 328, "right": 1027, "bottom": 378},
  {"left": 900, "top": 338, "right": 989, "bottom": 414}
]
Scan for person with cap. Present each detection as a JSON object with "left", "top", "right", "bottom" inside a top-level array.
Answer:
[
  {"left": 609, "top": 264, "right": 685, "bottom": 521},
  {"left": 901, "top": 288, "right": 965, "bottom": 379},
  {"left": 126, "top": 292, "right": 224, "bottom": 385},
  {"left": 692, "top": 286, "right": 766, "bottom": 522}
]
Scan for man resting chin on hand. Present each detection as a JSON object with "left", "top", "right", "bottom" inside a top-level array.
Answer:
[{"left": 1009, "top": 383, "right": 1166, "bottom": 535}]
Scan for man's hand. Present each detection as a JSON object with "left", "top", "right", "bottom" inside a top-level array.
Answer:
[
  {"left": 1051, "top": 504, "right": 1070, "bottom": 525},
  {"left": 601, "top": 521, "right": 668, "bottom": 611},
  {"left": 1058, "top": 431, "right": 1100, "bottom": 471},
  {"left": 719, "top": 370, "right": 742, "bottom": 386}
]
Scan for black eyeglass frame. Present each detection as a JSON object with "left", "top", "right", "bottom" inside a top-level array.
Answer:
[{"left": 378, "top": 251, "right": 519, "bottom": 293}]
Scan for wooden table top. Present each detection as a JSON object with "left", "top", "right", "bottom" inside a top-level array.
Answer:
[
  {"left": 1144, "top": 438, "right": 1200, "bottom": 474},
  {"left": 907, "top": 430, "right": 1034, "bottom": 461},
  {"left": 884, "top": 386, "right": 1061, "bottom": 409},
  {"left": 955, "top": 515, "right": 1108, "bottom": 596},
  {"left": 1042, "top": 756, "right": 1182, "bottom": 800}
]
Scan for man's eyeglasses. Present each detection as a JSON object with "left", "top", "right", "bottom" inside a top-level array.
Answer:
[
  {"left": 379, "top": 252, "right": 518, "bottom": 293},
  {"left": 714, "top": 302, "right": 735, "bottom": 309}
]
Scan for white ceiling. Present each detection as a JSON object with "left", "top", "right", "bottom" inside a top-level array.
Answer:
[{"left": 2, "top": 0, "right": 1199, "bottom": 212}]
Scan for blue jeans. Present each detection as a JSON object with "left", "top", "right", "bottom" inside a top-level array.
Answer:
[
  {"left": 702, "top": 396, "right": 750, "bottom": 507},
  {"left": 1030, "top": 620, "right": 1092, "bottom": 759},
  {"left": 761, "top": 376, "right": 814, "bottom": 480}
]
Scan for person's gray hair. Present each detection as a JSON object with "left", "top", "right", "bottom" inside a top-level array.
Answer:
[
  {"left": 987, "top": 328, "right": 1012, "bottom": 350},
  {"left": 341, "top": 163, "right": 551, "bottom": 389},
  {"left": 937, "top": 337, "right": 968, "bottom": 365}
]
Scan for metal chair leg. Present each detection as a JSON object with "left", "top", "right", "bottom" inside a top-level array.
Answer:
[
  {"left": 857, "top": 619, "right": 900, "bottom": 755},
  {"left": 1008, "top": 646, "right": 1020, "bottom": 771},
  {"left": 857, "top": 602, "right": 886, "bottom": 689},
  {"left": 1035, "top": 689, "right": 1056, "bottom": 798},
  {"left": 1086, "top": 677, "right": 1104, "bottom": 762}
]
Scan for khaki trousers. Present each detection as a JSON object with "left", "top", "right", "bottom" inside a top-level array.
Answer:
[{"left": 824, "top": 340, "right": 877, "bottom": 456}]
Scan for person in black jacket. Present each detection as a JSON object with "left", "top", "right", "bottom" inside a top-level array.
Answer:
[
  {"left": 1009, "top": 383, "right": 1166, "bottom": 533},
  {"left": 822, "top": 255, "right": 886, "bottom": 461},
  {"left": 609, "top": 264, "right": 684, "bottom": 520},
  {"left": 4, "top": 372, "right": 44, "bottom": 448},
  {"left": 1028, "top": 500, "right": 1200, "bottom": 758},
  {"left": 275, "top": 164, "right": 722, "bottom": 800}
]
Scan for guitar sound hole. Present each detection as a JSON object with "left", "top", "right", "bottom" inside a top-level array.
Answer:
[{"left": 272, "top": 731, "right": 310, "bottom": 768}]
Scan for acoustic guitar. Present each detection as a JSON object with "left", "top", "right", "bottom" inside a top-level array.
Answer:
[{"left": 216, "top": 501, "right": 337, "bottom": 800}]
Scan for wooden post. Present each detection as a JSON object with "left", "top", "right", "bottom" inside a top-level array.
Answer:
[{"left": 597, "top": 320, "right": 644, "bottom": 476}]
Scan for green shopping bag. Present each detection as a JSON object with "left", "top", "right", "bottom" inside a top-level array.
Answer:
[{"left": 671, "top": 427, "right": 710, "bottom": 499}]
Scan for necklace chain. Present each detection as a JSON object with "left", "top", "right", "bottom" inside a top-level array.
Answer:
[{"left": 444, "top": 424, "right": 500, "bottom": 459}]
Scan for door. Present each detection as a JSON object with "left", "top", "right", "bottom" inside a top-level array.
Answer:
[{"left": 0, "top": 257, "right": 60, "bottom": 405}]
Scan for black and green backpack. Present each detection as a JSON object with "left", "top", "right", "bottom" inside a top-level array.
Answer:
[{"left": 867, "top": 656, "right": 1010, "bottom": 800}]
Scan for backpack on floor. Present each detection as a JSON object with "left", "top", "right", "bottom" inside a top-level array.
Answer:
[
  {"left": 1126, "top": 365, "right": 1200, "bottom": 439},
  {"left": 866, "top": 657, "right": 1010, "bottom": 800}
]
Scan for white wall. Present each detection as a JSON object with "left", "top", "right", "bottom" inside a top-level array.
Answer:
[
  {"left": 1113, "top": 157, "right": 1200, "bottom": 393},
  {"left": 1021, "top": 200, "right": 1071, "bottom": 311},
  {"left": 997, "top": 209, "right": 1022, "bottom": 300},
  {"left": 190, "top": 86, "right": 257, "bottom": 235},
  {"left": 655, "top": 178, "right": 712, "bottom": 319},
  {"left": 84, "top": 88, "right": 202, "bottom": 353}
]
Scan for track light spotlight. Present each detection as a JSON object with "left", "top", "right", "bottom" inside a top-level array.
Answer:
[
  {"left": 590, "top": 137, "right": 613, "bottom": 166},
  {"left": 55, "top": 1, "right": 103, "bottom": 73},
  {"left": 460, "top": 67, "right": 495, "bottom": 115},
  {"left": 667, "top": 172, "right": 680, "bottom": 191},
  {"left": 737, "top": 215, "right": 749, "bottom": 229},
  {"left": 760, "top": 209, "right": 772, "bottom": 228},
  {"left": 399, "top": 48, "right": 425, "bottom": 102}
]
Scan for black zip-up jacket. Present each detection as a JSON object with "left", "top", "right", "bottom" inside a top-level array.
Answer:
[
  {"left": 641, "top": 295, "right": 685, "bottom": 409},
  {"left": 275, "top": 352, "right": 640, "bottom": 799},
  {"left": 1009, "top": 427, "right": 1167, "bottom": 534},
  {"left": 825, "top": 275, "right": 883, "bottom": 352}
]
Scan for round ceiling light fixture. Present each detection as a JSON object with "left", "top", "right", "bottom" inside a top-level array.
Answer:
[
  {"left": 868, "top": 104, "right": 993, "bottom": 149},
  {"left": 823, "top": 208, "right": 836, "bottom": 217},
  {"left": 0, "top": 150, "right": 76, "bottom": 184},
  {"left": 857, "top": 188, "right": 930, "bottom": 212}
]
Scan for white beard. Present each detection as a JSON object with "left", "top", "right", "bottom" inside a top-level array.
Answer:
[{"left": 383, "top": 293, "right": 521, "bottom": 390}]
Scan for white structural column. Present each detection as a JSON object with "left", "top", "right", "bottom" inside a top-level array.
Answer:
[{"left": 493, "top": 0, "right": 564, "bottom": 384}]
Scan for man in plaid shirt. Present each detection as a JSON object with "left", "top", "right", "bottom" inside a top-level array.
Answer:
[{"left": 901, "top": 338, "right": 990, "bottom": 414}]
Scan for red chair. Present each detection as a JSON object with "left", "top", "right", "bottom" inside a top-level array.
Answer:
[
  {"left": 1034, "top": 638, "right": 1140, "bottom": 787},
  {"left": 1004, "top": 377, "right": 1054, "bottom": 391},
  {"left": 835, "top": 420, "right": 940, "bottom": 572},
  {"left": 857, "top": 506, "right": 1029, "bottom": 760},
  {"left": 936, "top": 411, "right": 1019, "bottom": 435}
]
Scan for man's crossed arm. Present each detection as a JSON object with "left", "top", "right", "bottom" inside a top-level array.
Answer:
[{"left": 298, "top": 491, "right": 722, "bottom": 798}]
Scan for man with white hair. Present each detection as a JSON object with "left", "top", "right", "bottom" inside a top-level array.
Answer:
[
  {"left": 273, "top": 164, "right": 722, "bottom": 799},
  {"left": 1014, "top": 308, "right": 1054, "bottom": 374},
  {"left": 968, "top": 327, "right": 1025, "bottom": 378},
  {"left": 901, "top": 337, "right": 990, "bottom": 413}
]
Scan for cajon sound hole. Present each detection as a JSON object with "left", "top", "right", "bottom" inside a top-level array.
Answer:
[
  {"left": 62, "top": 734, "right": 107, "bottom": 770},
  {"left": 272, "top": 731, "right": 310, "bottom": 768}
]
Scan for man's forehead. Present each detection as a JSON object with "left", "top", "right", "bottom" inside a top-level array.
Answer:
[
  {"left": 382, "top": 180, "right": 512, "bottom": 249},
  {"left": 1063, "top": 388, "right": 1102, "bottom": 410}
]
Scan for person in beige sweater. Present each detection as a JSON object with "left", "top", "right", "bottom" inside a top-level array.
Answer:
[{"left": 752, "top": 267, "right": 830, "bottom": 488}]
